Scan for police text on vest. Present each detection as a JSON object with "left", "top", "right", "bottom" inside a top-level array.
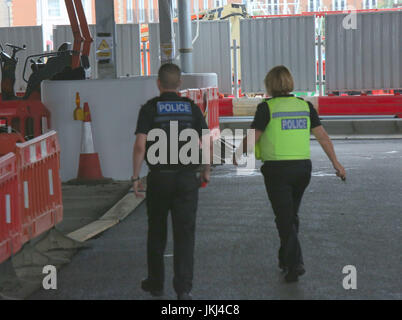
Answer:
[
  {"left": 281, "top": 118, "right": 308, "bottom": 130},
  {"left": 157, "top": 101, "right": 192, "bottom": 114}
]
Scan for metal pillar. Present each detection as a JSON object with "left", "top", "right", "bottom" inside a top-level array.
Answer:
[
  {"left": 178, "top": 0, "right": 193, "bottom": 73},
  {"left": 233, "top": 39, "right": 239, "bottom": 98},
  {"left": 95, "top": 0, "right": 117, "bottom": 79},
  {"left": 318, "top": 34, "right": 323, "bottom": 96},
  {"left": 158, "top": 0, "right": 175, "bottom": 65}
]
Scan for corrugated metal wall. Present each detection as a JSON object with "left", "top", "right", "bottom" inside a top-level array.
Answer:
[
  {"left": 240, "top": 17, "right": 316, "bottom": 93},
  {"left": 2, "top": 13, "right": 401, "bottom": 96},
  {"left": 149, "top": 21, "right": 232, "bottom": 93},
  {"left": 53, "top": 24, "right": 141, "bottom": 79},
  {"left": 0, "top": 26, "right": 43, "bottom": 92},
  {"left": 325, "top": 12, "right": 402, "bottom": 92},
  {"left": 192, "top": 21, "right": 232, "bottom": 94},
  {"left": 115, "top": 24, "right": 141, "bottom": 77}
]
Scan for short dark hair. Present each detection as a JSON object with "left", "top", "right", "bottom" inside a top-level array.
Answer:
[{"left": 158, "top": 63, "right": 181, "bottom": 90}]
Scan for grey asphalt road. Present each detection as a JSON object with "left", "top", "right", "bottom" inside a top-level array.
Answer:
[{"left": 29, "top": 140, "right": 402, "bottom": 300}]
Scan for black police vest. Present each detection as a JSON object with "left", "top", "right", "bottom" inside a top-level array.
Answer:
[{"left": 148, "top": 99, "right": 199, "bottom": 170}]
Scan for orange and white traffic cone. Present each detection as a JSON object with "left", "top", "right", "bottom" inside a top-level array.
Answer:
[{"left": 76, "top": 103, "right": 105, "bottom": 182}]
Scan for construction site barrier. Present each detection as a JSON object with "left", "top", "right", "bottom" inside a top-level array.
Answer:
[
  {"left": 178, "top": 87, "right": 221, "bottom": 140},
  {"left": 16, "top": 131, "right": 63, "bottom": 243},
  {"left": 0, "top": 153, "right": 22, "bottom": 264},
  {"left": 206, "top": 88, "right": 220, "bottom": 140},
  {"left": 0, "top": 130, "right": 63, "bottom": 264},
  {"left": 218, "top": 97, "right": 234, "bottom": 117},
  {"left": 317, "top": 95, "right": 402, "bottom": 117}
]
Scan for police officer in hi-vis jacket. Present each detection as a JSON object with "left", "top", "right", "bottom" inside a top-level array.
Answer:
[
  {"left": 132, "top": 63, "right": 210, "bottom": 300},
  {"left": 235, "top": 65, "right": 346, "bottom": 282}
]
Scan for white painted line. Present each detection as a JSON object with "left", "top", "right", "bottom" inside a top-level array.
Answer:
[
  {"left": 41, "top": 117, "right": 48, "bottom": 134},
  {"left": 5, "top": 194, "right": 11, "bottom": 224},
  {"left": 41, "top": 140, "right": 47, "bottom": 158},
  {"left": 24, "top": 181, "right": 29, "bottom": 208},
  {"left": 48, "top": 169, "right": 54, "bottom": 196},
  {"left": 30, "top": 145, "right": 36, "bottom": 163}
]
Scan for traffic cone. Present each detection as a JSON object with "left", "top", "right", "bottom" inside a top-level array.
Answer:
[{"left": 76, "top": 103, "right": 106, "bottom": 182}]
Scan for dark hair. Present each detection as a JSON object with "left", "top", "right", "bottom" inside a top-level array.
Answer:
[{"left": 158, "top": 63, "right": 182, "bottom": 90}]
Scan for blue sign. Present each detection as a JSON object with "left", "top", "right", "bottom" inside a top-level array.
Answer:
[
  {"left": 281, "top": 118, "right": 308, "bottom": 130},
  {"left": 157, "top": 102, "right": 192, "bottom": 115}
]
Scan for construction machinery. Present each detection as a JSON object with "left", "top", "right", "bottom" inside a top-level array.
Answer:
[{"left": 0, "top": 0, "right": 92, "bottom": 151}]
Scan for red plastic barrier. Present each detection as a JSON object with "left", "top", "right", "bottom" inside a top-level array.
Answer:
[
  {"left": 208, "top": 88, "right": 220, "bottom": 140},
  {"left": 0, "top": 153, "right": 22, "bottom": 264},
  {"left": 179, "top": 87, "right": 220, "bottom": 138},
  {"left": 200, "top": 88, "right": 210, "bottom": 126},
  {"left": 187, "top": 89, "right": 204, "bottom": 113},
  {"left": 16, "top": 131, "right": 63, "bottom": 243},
  {"left": 318, "top": 95, "right": 402, "bottom": 116},
  {"left": 218, "top": 97, "right": 234, "bottom": 117},
  {"left": 178, "top": 90, "right": 188, "bottom": 98}
]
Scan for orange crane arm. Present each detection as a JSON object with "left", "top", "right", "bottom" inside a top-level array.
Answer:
[
  {"left": 73, "top": 0, "right": 93, "bottom": 68},
  {"left": 64, "top": 0, "right": 93, "bottom": 69}
]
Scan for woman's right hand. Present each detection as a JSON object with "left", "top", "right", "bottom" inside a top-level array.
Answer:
[{"left": 333, "top": 161, "right": 346, "bottom": 181}]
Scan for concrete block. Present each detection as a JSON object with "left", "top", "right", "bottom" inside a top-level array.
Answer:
[
  {"left": 321, "top": 120, "right": 355, "bottom": 135},
  {"left": 353, "top": 120, "right": 400, "bottom": 135}
]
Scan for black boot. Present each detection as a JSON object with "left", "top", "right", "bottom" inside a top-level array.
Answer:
[
  {"left": 177, "top": 292, "right": 193, "bottom": 300},
  {"left": 284, "top": 264, "right": 305, "bottom": 283},
  {"left": 141, "top": 279, "right": 164, "bottom": 297}
]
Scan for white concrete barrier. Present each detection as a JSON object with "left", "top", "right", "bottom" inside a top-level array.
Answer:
[{"left": 42, "top": 74, "right": 217, "bottom": 182}]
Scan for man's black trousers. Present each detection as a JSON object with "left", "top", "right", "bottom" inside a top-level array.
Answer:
[
  {"left": 261, "top": 160, "right": 312, "bottom": 271},
  {"left": 145, "top": 169, "right": 199, "bottom": 295}
]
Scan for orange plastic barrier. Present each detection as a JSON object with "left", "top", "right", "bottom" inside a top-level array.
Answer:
[
  {"left": 0, "top": 153, "right": 22, "bottom": 264},
  {"left": 16, "top": 131, "right": 63, "bottom": 243}
]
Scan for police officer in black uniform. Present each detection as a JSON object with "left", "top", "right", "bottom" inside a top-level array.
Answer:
[{"left": 132, "top": 63, "right": 210, "bottom": 300}]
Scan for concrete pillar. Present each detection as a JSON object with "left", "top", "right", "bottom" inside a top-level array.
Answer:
[
  {"left": 158, "top": 0, "right": 175, "bottom": 65},
  {"left": 95, "top": 0, "right": 117, "bottom": 79},
  {"left": 178, "top": 0, "right": 193, "bottom": 73}
]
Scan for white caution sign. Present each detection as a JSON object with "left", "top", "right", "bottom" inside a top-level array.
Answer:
[{"left": 96, "top": 37, "right": 113, "bottom": 61}]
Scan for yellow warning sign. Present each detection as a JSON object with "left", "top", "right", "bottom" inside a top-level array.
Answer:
[
  {"left": 96, "top": 36, "right": 113, "bottom": 61},
  {"left": 98, "top": 39, "right": 110, "bottom": 51}
]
